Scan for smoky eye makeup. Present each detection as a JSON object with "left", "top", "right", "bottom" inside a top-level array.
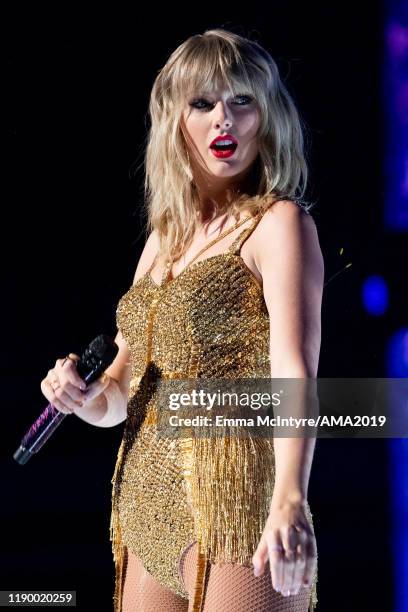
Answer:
[{"left": 188, "top": 94, "right": 255, "bottom": 110}]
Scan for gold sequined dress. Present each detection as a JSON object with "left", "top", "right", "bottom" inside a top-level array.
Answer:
[{"left": 110, "top": 203, "right": 318, "bottom": 611}]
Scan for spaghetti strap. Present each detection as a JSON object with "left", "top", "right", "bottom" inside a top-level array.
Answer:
[
  {"left": 227, "top": 211, "right": 264, "bottom": 256},
  {"left": 146, "top": 252, "right": 159, "bottom": 275},
  {"left": 187, "top": 214, "right": 253, "bottom": 265},
  {"left": 161, "top": 214, "right": 254, "bottom": 286}
]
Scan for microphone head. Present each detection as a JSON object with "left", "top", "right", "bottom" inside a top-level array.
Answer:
[
  {"left": 76, "top": 334, "right": 119, "bottom": 383},
  {"left": 88, "top": 334, "right": 119, "bottom": 367}
]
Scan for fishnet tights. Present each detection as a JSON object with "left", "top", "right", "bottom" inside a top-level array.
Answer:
[{"left": 121, "top": 542, "right": 312, "bottom": 611}]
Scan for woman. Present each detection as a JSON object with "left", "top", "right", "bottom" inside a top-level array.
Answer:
[{"left": 41, "top": 28, "right": 324, "bottom": 611}]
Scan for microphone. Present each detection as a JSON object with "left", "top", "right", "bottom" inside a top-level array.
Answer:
[{"left": 13, "top": 334, "right": 119, "bottom": 465}]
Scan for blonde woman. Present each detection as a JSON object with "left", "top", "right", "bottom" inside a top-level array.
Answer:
[{"left": 41, "top": 28, "right": 324, "bottom": 611}]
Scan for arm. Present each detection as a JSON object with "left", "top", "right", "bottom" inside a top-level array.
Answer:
[
  {"left": 74, "top": 230, "right": 160, "bottom": 428},
  {"left": 251, "top": 200, "right": 324, "bottom": 593},
  {"left": 259, "top": 202, "right": 324, "bottom": 503}
]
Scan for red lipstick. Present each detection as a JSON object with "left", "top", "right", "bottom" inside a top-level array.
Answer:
[{"left": 209, "top": 134, "right": 238, "bottom": 159}]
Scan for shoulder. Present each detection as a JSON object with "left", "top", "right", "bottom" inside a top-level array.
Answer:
[
  {"left": 132, "top": 229, "right": 160, "bottom": 285},
  {"left": 253, "top": 199, "right": 324, "bottom": 279},
  {"left": 257, "top": 199, "right": 315, "bottom": 236}
]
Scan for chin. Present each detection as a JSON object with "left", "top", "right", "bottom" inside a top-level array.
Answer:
[
  {"left": 209, "top": 168, "right": 243, "bottom": 181},
  {"left": 210, "top": 161, "right": 250, "bottom": 176}
]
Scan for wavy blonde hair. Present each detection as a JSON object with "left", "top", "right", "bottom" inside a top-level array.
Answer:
[{"left": 143, "top": 28, "right": 312, "bottom": 263}]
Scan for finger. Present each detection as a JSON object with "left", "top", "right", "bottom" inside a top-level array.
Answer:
[
  {"left": 291, "top": 534, "right": 308, "bottom": 594},
  {"left": 60, "top": 356, "right": 87, "bottom": 390},
  {"left": 266, "top": 537, "right": 284, "bottom": 593},
  {"left": 81, "top": 373, "right": 111, "bottom": 401},
  {"left": 63, "top": 354, "right": 82, "bottom": 375},
  {"left": 302, "top": 531, "right": 317, "bottom": 589},
  {"left": 280, "top": 526, "right": 299, "bottom": 596},
  {"left": 45, "top": 379, "right": 84, "bottom": 413},
  {"left": 47, "top": 368, "right": 59, "bottom": 383},
  {"left": 49, "top": 366, "right": 85, "bottom": 399},
  {"left": 64, "top": 353, "right": 80, "bottom": 365},
  {"left": 41, "top": 379, "right": 76, "bottom": 414},
  {"left": 54, "top": 384, "right": 85, "bottom": 412},
  {"left": 62, "top": 380, "right": 88, "bottom": 402},
  {"left": 252, "top": 537, "right": 269, "bottom": 576},
  {"left": 46, "top": 370, "right": 62, "bottom": 393},
  {"left": 58, "top": 353, "right": 80, "bottom": 369}
]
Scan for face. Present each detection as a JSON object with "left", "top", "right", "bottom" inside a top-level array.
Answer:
[{"left": 181, "top": 86, "right": 261, "bottom": 185}]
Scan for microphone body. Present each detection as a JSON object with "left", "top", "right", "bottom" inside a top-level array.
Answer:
[{"left": 13, "top": 334, "right": 118, "bottom": 465}]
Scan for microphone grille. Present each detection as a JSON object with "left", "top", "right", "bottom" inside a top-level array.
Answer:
[{"left": 88, "top": 334, "right": 119, "bottom": 366}]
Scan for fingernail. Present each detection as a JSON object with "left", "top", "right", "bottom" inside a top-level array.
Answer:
[{"left": 253, "top": 566, "right": 260, "bottom": 577}]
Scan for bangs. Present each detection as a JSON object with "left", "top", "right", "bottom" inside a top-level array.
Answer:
[{"left": 172, "top": 35, "right": 264, "bottom": 104}]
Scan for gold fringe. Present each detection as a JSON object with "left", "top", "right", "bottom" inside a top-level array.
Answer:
[
  {"left": 179, "top": 431, "right": 275, "bottom": 607},
  {"left": 180, "top": 431, "right": 318, "bottom": 611},
  {"left": 110, "top": 438, "right": 126, "bottom": 612},
  {"left": 191, "top": 433, "right": 276, "bottom": 564}
]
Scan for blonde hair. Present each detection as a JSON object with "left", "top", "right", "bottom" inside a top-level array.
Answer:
[{"left": 142, "top": 28, "right": 312, "bottom": 262}]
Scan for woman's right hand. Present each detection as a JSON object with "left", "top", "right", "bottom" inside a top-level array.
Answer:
[{"left": 40, "top": 353, "right": 111, "bottom": 415}]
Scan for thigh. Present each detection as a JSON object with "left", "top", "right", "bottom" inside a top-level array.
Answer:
[
  {"left": 180, "top": 541, "right": 312, "bottom": 612},
  {"left": 122, "top": 546, "right": 189, "bottom": 612}
]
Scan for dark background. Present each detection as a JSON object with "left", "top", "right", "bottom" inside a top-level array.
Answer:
[{"left": 2, "top": 3, "right": 398, "bottom": 611}]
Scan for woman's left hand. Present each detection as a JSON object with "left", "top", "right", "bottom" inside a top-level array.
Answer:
[{"left": 251, "top": 498, "right": 317, "bottom": 597}]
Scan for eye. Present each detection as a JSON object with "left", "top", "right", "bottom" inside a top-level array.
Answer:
[
  {"left": 233, "top": 95, "right": 254, "bottom": 105},
  {"left": 189, "top": 94, "right": 254, "bottom": 111},
  {"left": 189, "top": 98, "right": 212, "bottom": 110}
]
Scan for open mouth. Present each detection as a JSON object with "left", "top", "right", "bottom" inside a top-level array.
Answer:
[{"left": 210, "top": 140, "right": 238, "bottom": 158}]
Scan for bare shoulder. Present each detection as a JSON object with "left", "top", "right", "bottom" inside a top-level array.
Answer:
[
  {"left": 253, "top": 199, "right": 324, "bottom": 277},
  {"left": 132, "top": 229, "right": 160, "bottom": 285},
  {"left": 258, "top": 199, "right": 316, "bottom": 235}
]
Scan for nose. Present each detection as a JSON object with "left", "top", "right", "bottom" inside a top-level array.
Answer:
[{"left": 213, "top": 100, "right": 233, "bottom": 131}]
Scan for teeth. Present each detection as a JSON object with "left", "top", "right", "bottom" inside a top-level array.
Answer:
[{"left": 214, "top": 139, "right": 235, "bottom": 146}]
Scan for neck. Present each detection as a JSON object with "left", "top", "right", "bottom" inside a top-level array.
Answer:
[
  {"left": 194, "top": 172, "right": 254, "bottom": 224},
  {"left": 194, "top": 159, "right": 254, "bottom": 222}
]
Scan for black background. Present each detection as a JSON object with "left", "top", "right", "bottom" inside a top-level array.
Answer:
[{"left": 2, "top": 3, "right": 399, "bottom": 611}]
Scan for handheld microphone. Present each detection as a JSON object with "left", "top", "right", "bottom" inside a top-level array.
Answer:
[{"left": 13, "top": 334, "right": 119, "bottom": 465}]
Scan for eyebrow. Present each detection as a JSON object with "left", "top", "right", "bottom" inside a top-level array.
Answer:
[{"left": 191, "top": 90, "right": 250, "bottom": 98}]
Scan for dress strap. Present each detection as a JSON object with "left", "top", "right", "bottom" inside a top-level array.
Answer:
[
  {"left": 187, "top": 214, "right": 253, "bottom": 266},
  {"left": 227, "top": 210, "right": 264, "bottom": 256},
  {"left": 191, "top": 547, "right": 210, "bottom": 612},
  {"left": 161, "top": 214, "right": 254, "bottom": 286},
  {"left": 146, "top": 252, "right": 159, "bottom": 275}
]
